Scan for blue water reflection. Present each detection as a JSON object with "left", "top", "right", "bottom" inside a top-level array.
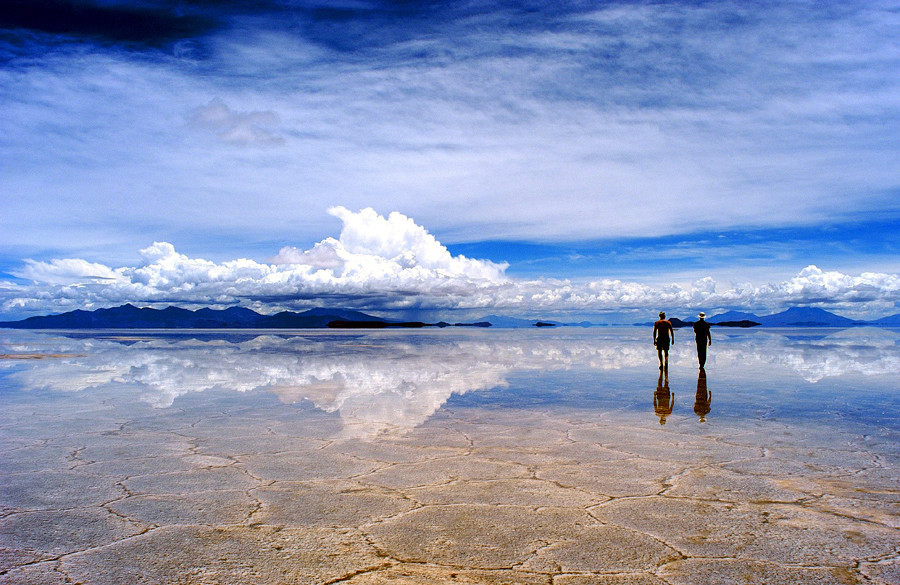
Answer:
[{"left": 1, "top": 327, "right": 898, "bottom": 437}]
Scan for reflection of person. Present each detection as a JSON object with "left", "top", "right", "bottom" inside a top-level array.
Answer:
[
  {"left": 653, "top": 370, "right": 674, "bottom": 425},
  {"left": 692, "top": 312, "right": 712, "bottom": 369},
  {"left": 653, "top": 311, "right": 675, "bottom": 371},
  {"left": 694, "top": 369, "right": 711, "bottom": 422}
]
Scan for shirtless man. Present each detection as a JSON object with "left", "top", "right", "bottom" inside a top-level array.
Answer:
[{"left": 653, "top": 311, "right": 675, "bottom": 371}]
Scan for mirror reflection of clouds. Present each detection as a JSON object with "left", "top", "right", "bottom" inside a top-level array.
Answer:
[
  {"left": 710, "top": 328, "right": 900, "bottom": 383},
  {"left": 2, "top": 329, "right": 898, "bottom": 436}
]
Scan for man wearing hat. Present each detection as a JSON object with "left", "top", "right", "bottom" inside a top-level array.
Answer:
[{"left": 692, "top": 312, "right": 712, "bottom": 369}]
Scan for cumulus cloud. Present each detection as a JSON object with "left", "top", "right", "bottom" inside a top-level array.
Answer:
[
  {"left": 1, "top": 209, "right": 898, "bottom": 320},
  {"left": 188, "top": 97, "right": 284, "bottom": 146},
  {"left": 773, "top": 266, "right": 900, "bottom": 305},
  {"left": 270, "top": 207, "right": 509, "bottom": 281},
  {"left": 271, "top": 239, "right": 345, "bottom": 270},
  {"left": 1, "top": 208, "right": 511, "bottom": 316}
]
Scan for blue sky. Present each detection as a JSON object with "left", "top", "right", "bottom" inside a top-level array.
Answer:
[{"left": 1, "top": 1, "right": 898, "bottom": 321}]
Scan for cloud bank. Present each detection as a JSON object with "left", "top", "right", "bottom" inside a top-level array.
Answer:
[{"left": 2, "top": 208, "right": 898, "bottom": 320}]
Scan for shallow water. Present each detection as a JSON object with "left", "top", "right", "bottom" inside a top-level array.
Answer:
[{"left": 1, "top": 327, "right": 898, "bottom": 584}]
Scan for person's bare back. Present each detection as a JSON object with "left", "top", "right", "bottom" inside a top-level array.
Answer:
[{"left": 653, "top": 311, "right": 674, "bottom": 370}]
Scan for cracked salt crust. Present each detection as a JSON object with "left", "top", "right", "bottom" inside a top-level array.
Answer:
[
  {"left": 2, "top": 402, "right": 898, "bottom": 584},
  {"left": 2, "top": 330, "right": 899, "bottom": 585}
]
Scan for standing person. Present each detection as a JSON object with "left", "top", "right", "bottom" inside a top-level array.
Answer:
[
  {"left": 653, "top": 311, "right": 674, "bottom": 371},
  {"left": 692, "top": 312, "right": 712, "bottom": 369}
]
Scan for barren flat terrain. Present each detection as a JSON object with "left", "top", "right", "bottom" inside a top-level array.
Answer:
[{"left": 2, "top": 328, "right": 898, "bottom": 584}]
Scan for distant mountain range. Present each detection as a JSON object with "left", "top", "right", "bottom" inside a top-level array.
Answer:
[
  {"left": 1, "top": 304, "right": 899, "bottom": 330},
  {"left": 665, "top": 316, "right": 760, "bottom": 328},
  {"left": 642, "top": 306, "right": 900, "bottom": 328},
  {"left": 0, "top": 305, "right": 425, "bottom": 330},
  {"left": 710, "top": 307, "right": 856, "bottom": 327},
  {"left": 475, "top": 315, "right": 559, "bottom": 328}
]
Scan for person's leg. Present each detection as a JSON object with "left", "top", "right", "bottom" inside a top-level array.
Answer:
[
  {"left": 697, "top": 341, "right": 706, "bottom": 368},
  {"left": 657, "top": 347, "right": 665, "bottom": 369},
  {"left": 663, "top": 348, "right": 669, "bottom": 370}
]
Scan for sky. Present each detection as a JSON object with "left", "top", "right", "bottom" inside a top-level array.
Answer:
[{"left": 1, "top": 0, "right": 899, "bottom": 322}]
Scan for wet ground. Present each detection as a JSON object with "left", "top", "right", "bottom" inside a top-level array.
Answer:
[{"left": 1, "top": 327, "right": 898, "bottom": 584}]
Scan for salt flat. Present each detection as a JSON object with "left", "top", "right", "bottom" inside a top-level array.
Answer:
[{"left": 1, "top": 328, "right": 898, "bottom": 584}]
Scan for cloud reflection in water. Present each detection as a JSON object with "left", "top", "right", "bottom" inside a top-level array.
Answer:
[{"left": 1, "top": 328, "right": 898, "bottom": 437}]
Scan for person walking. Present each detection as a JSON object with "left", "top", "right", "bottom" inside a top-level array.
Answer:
[
  {"left": 653, "top": 311, "right": 674, "bottom": 371},
  {"left": 692, "top": 312, "right": 712, "bottom": 369}
]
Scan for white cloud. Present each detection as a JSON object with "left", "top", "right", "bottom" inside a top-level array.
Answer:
[
  {"left": 1, "top": 2, "right": 898, "bottom": 257},
  {"left": 1, "top": 208, "right": 898, "bottom": 320},
  {"left": 271, "top": 239, "right": 345, "bottom": 270},
  {"left": 188, "top": 97, "right": 284, "bottom": 146},
  {"left": 13, "top": 258, "right": 126, "bottom": 286},
  {"left": 1, "top": 208, "right": 510, "bottom": 315},
  {"left": 774, "top": 266, "right": 900, "bottom": 304}
]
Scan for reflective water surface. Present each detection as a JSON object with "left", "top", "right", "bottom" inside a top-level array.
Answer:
[{"left": 1, "top": 327, "right": 898, "bottom": 584}]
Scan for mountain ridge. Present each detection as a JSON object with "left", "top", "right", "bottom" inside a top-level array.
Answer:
[
  {"left": 0, "top": 305, "right": 395, "bottom": 330},
  {"left": 639, "top": 307, "right": 895, "bottom": 328},
  {"left": 707, "top": 307, "right": 861, "bottom": 327},
  {"left": 2, "top": 304, "right": 898, "bottom": 329}
]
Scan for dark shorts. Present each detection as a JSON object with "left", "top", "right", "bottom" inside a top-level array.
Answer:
[{"left": 656, "top": 339, "right": 670, "bottom": 350}]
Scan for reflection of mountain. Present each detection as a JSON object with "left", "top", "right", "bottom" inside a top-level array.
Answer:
[{"left": 2, "top": 328, "right": 898, "bottom": 436}]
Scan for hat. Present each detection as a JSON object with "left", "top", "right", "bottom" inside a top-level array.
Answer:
[
  {"left": 698, "top": 312, "right": 706, "bottom": 318},
  {"left": 659, "top": 311, "right": 666, "bottom": 318}
]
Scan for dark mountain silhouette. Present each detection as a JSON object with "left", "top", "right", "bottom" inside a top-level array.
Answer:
[
  {"left": 870, "top": 313, "right": 900, "bottom": 326},
  {"left": 255, "top": 308, "right": 386, "bottom": 328},
  {"left": 636, "top": 306, "right": 898, "bottom": 328},
  {"left": 326, "top": 320, "right": 429, "bottom": 329},
  {"left": 476, "top": 315, "right": 563, "bottom": 328},
  {"left": 193, "top": 306, "right": 261, "bottom": 327},
  {"left": 0, "top": 304, "right": 392, "bottom": 329},
  {"left": 655, "top": 316, "right": 759, "bottom": 328},
  {"left": 2, "top": 304, "right": 896, "bottom": 330},
  {"left": 753, "top": 307, "right": 857, "bottom": 327},
  {"left": 0, "top": 305, "right": 495, "bottom": 330},
  {"left": 707, "top": 310, "right": 761, "bottom": 323},
  {"left": 667, "top": 307, "right": 855, "bottom": 328}
]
